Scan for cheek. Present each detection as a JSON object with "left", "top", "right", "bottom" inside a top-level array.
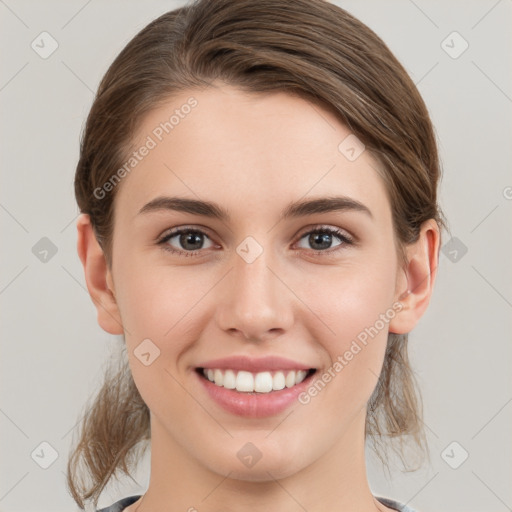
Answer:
[
  {"left": 117, "top": 268, "right": 194, "bottom": 352},
  {"left": 113, "top": 260, "right": 224, "bottom": 408},
  {"left": 116, "top": 267, "right": 198, "bottom": 423},
  {"left": 302, "top": 254, "right": 397, "bottom": 342},
  {"left": 300, "top": 257, "right": 396, "bottom": 402}
]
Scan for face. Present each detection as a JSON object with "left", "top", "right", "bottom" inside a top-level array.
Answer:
[{"left": 106, "top": 83, "right": 407, "bottom": 480}]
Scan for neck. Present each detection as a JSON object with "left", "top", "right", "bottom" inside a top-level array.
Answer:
[{"left": 134, "top": 409, "right": 387, "bottom": 512}]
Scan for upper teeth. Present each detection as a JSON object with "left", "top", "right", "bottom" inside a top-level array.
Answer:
[{"left": 202, "top": 368, "right": 310, "bottom": 393}]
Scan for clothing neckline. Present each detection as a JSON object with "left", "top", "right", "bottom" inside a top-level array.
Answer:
[{"left": 98, "top": 493, "right": 414, "bottom": 512}]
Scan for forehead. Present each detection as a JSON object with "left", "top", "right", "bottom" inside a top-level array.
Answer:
[{"left": 115, "top": 84, "right": 391, "bottom": 224}]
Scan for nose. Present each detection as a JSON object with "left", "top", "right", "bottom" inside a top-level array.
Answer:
[{"left": 215, "top": 246, "right": 294, "bottom": 342}]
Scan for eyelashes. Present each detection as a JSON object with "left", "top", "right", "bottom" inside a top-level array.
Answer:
[
  {"left": 294, "top": 226, "right": 353, "bottom": 253},
  {"left": 156, "top": 225, "right": 354, "bottom": 258},
  {"left": 157, "top": 227, "right": 216, "bottom": 257}
]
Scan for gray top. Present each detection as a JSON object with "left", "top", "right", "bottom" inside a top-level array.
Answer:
[{"left": 97, "top": 494, "right": 419, "bottom": 512}]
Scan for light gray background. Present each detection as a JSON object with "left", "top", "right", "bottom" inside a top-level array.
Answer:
[{"left": 1, "top": 1, "right": 511, "bottom": 511}]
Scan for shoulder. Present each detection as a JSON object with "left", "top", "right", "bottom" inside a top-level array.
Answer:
[
  {"left": 375, "top": 495, "right": 420, "bottom": 512},
  {"left": 96, "top": 495, "right": 142, "bottom": 512}
]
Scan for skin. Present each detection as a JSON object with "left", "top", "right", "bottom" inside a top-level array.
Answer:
[{"left": 77, "top": 83, "right": 439, "bottom": 512}]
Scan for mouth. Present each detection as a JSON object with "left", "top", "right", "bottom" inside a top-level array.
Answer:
[
  {"left": 195, "top": 367, "right": 317, "bottom": 394},
  {"left": 193, "top": 355, "right": 319, "bottom": 417}
]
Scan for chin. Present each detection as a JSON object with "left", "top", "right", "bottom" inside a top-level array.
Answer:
[
  {"left": 210, "top": 460, "right": 305, "bottom": 483},
  {"left": 200, "top": 438, "right": 308, "bottom": 482}
]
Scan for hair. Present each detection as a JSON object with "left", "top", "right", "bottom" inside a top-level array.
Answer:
[{"left": 68, "top": 0, "right": 448, "bottom": 508}]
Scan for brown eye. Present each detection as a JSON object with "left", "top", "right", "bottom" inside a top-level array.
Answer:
[
  {"left": 295, "top": 227, "right": 353, "bottom": 253},
  {"left": 158, "top": 228, "right": 214, "bottom": 256}
]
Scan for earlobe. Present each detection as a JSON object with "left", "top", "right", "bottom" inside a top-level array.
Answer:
[
  {"left": 389, "top": 219, "right": 440, "bottom": 334},
  {"left": 76, "top": 214, "right": 124, "bottom": 335}
]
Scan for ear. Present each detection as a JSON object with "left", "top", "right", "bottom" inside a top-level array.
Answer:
[
  {"left": 389, "top": 219, "right": 440, "bottom": 334},
  {"left": 76, "top": 213, "right": 124, "bottom": 335}
]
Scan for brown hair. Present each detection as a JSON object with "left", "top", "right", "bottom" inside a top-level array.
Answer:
[{"left": 68, "top": 0, "right": 447, "bottom": 508}]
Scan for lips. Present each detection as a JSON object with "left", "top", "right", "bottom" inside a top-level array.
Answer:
[
  {"left": 196, "top": 355, "right": 314, "bottom": 373},
  {"left": 194, "top": 355, "right": 318, "bottom": 417}
]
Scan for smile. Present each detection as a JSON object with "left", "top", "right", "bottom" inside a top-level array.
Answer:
[{"left": 199, "top": 368, "right": 316, "bottom": 393}]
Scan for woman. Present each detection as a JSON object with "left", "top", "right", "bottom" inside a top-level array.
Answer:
[{"left": 67, "top": 1, "right": 446, "bottom": 511}]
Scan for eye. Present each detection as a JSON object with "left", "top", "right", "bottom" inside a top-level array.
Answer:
[
  {"left": 295, "top": 226, "right": 353, "bottom": 254},
  {"left": 157, "top": 225, "right": 353, "bottom": 257},
  {"left": 157, "top": 227, "right": 215, "bottom": 256}
]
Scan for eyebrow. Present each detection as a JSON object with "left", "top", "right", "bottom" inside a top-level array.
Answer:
[{"left": 138, "top": 195, "right": 373, "bottom": 221}]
